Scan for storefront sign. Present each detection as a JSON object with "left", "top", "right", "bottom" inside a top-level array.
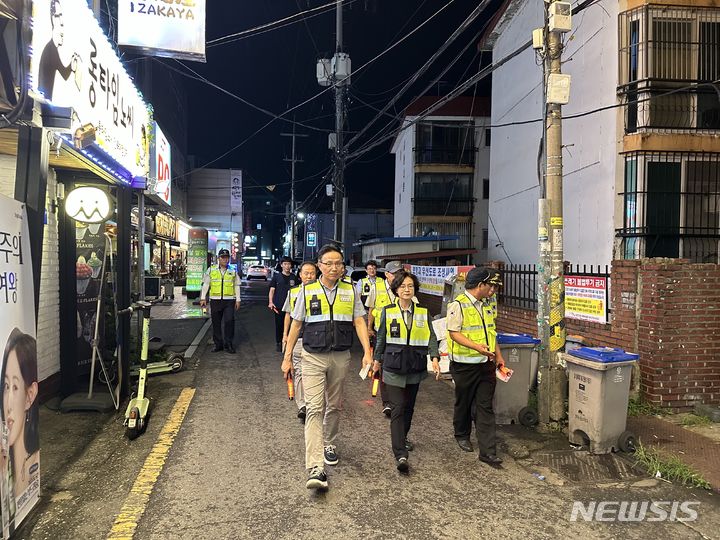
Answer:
[
  {"left": 177, "top": 220, "right": 190, "bottom": 245},
  {"left": 64, "top": 186, "right": 110, "bottom": 223},
  {"left": 117, "top": 0, "right": 206, "bottom": 62},
  {"left": 0, "top": 195, "right": 40, "bottom": 537},
  {"left": 29, "top": 0, "right": 152, "bottom": 182},
  {"left": 230, "top": 169, "right": 242, "bottom": 213},
  {"left": 154, "top": 213, "right": 176, "bottom": 239},
  {"left": 410, "top": 265, "right": 474, "bottom": 296},
  {"left": 306, "top": 231, "right": 316, "bottom": 248},
  {"left": 75, "top": 220, "right": 106, "bottom": 374},
  {"left": 565, "top": 276, "right": 608, "bottom": 324},
  {"left": 152, "top": 122, "right": 171, "bottom": 205},
  {"left": 186, "top": 227, "right": 207, "bottom": 292}
]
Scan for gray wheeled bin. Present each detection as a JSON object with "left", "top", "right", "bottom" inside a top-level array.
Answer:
[
  {"left": 494, "top": 333, "right": 541, "bottom": 426},
  {"left": 564, "top": 347, "right": 638, "bottom": 454}
]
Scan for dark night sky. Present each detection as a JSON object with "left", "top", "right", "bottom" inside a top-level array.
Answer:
[{"left": 183, "top": 0, "right": 498, "bottom": 214}]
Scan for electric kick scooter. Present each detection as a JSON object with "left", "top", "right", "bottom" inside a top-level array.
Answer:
[{"left": 117, "top": 298, "right": 161, "bottom": 439}]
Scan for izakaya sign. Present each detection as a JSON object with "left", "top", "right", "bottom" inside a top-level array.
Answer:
[
  {"left": 118, "top": 0, "right": 206, "bottom": 62},
  {"left": 152, "top": 122, "right": 171, "bottom": 205},
  {"left": 0, "top": 195, "right": 40, "bottom": 538},
  {"left": 29, "top": 0, "right": 152, "bottom": 183}
]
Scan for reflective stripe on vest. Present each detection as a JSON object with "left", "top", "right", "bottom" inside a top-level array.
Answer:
[
  {"left": 372, "top": 280, "right": 393, "bottom": 330},
  {"left": 303, "top": 280, "right": 354, "bottom": 324},
  {"left": 385, "top": 305, "right": 431, "bottom": 347},
  {"left": 447, "top": 294, "right": 497, "bottom": 364},
  {"left": 209, "top": 267, "right": 236, "bottom": 299},
  {"left": 289, "top": 285, "right": 301, "bottom": 311}
]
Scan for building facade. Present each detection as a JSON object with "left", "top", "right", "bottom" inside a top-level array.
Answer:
[
  {"left": 391, "top": 96, "right": 492, "bottom": 265},
  {"left": 486, "top": 0, "right": 720, "bottom": 266}
]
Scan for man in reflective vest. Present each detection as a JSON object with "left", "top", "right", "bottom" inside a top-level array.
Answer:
[
  {"left": 446, "top": 267, "right": 505, "bottom": 466},
  {"left": 356, "top": 259, "right": 379, "bottom": 306},
  {"left": 200, "top": 249, "right": 241, "bottom": 354},
  {"left": 366, "top": 260, "right": 403, "bottom": 416},
  {"left": 283, "top": 244, "right": 372, "bottom": 491}
]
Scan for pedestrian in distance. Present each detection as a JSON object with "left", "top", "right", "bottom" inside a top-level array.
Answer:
[
  {"left": 372, "top": 270, "right": 441, "bottom": 473},
  {"left": 200, "top": 249, "right": 241, "bottom": 354},
  {"left": 365, "top": 260, "right": 406, "bottom": 417},
  {"left": 269, "top": 257, "right": 297, "bottom": 352},
  {"left": 446, "top": 267, "right": 505, "bottom": 466},
  {"left": 281, "top": 261, "right": 318, "bottom": 423},
  {"left": 282, "top": 244, "right": 373, "bottom": 490},
  {"left": 356, "top": 260, "right": 379, "bottom": 306}
]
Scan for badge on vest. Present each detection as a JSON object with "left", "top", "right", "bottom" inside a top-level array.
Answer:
[
  {"left": 339, "top": 293, "right": 352, "bottom": 303},
  {"left": 310, "top": 295, "right": 322, "bottom": 316},
  {"left": 415, "top": 320, "right": 425, "bottom": 328},
  {"left": 390, "top": 319, "right": 401, "bottom": 339}
]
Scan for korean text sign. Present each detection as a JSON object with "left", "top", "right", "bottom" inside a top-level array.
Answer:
[
  {"left": 29, "top": 0, "right": 152, "bottom": 180},
  {"left": 152, "top": 122, "right": 171, "bottom": 205},
  {"left": 0, "top": 195, "right": 39, "bottom": 538},
  {"left": 564, "top": 276, "right": 608, "bottom": 324}
]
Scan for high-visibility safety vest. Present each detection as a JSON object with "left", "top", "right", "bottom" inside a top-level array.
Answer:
[
  {"left": 371, "top": 280, "right": 394, "bottom": 330},
  {"left": 447, "top": 293, "right": 497, "bottom": 364},
  {"left": 302, "top": 279, "right": 355, "bottom": 353},
  {"left": 359, "top": 276, "right": 376, "bottom": 296},
  {"left": 288, "top": 285, "right": 301, "bottom": 311},
  {"left": 382, "top": 304, "right": 431, "bottom": 374},
  {"left": 209, "top": 267, "right": 237, "bottom": 299}
]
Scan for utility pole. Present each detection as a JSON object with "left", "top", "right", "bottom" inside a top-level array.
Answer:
[
  {"left": 537, "top": 1, "right": 571, "bottom": 423},
  {"left": 281, "top": 123, "right": 307, "bottom": 259},
  {"left": 333, "top": 0, "right": 347, "bottom": 253}
]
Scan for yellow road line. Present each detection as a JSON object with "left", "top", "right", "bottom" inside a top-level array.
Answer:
[{"left": 108, "top": 387, "right": 196, "bottom": 540}]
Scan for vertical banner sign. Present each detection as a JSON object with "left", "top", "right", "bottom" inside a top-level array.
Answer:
[
  {"left": 0, "top": 195, "right": 39, "bottom": 539},
  {"left": 75, "top": 221, "right": 106, "bottom": 374},
  {"left": 564, "top": 276, "right": 608, "bottom": 324},
  {"left": 186, "top": 227, "right": 208, "bottom": 292},
  {"left": 230, "top": 170, "right": 242, "bottom": 214},
  {"left": 118, "top": 0, "right": 206, "bottom": 62},
  {"left": 152, "top": 122, "right": 171, "bottom": 205}
]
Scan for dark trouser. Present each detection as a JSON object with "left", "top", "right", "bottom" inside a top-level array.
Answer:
[
  {"left": 210, "top": 299, "right": 236, "bottom": 347},
  {"left": 451, "top": 360, "right": 497, "bottom": 456},
  {"left": 273, "top": 309, "right": 285, "bottom": 345},
  {"left": 369, "top": 333, "right": 389, "bottom": 406},
  {"left": 385, "top": 382, "right": 420, "bottom": 460}
]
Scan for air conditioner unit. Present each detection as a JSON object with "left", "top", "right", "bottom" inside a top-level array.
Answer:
[{"left": 549, "top": 1, "right": 572, "bottom": 33}]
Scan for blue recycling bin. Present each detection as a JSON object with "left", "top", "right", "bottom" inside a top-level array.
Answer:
[
  {"left": 494, "top": 333, "right": 541, "bottom": 425},
  {"left": 566, "top": 347, "right": 639, "bottom": 454}
]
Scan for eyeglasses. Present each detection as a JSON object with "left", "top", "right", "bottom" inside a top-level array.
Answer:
[{"left": 319, "top": 261, "right": 344, "bottom": 268}]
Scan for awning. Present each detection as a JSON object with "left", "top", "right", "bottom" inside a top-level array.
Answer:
[{"left": 376, "top": 249, "right": 477, "bottom": 261}]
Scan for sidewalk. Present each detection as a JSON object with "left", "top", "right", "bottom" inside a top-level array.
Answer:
[
  {"left": 628, "top": 415, "right": 720, "bottom": 492},
  {"left": 148, "top": 286, "right": 211, "bottom": 357}
]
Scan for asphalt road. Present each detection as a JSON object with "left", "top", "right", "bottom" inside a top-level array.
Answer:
[{"left": 21, "top": 280, "right": 720, "bottom": 539}]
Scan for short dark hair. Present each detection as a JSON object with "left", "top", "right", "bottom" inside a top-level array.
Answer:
[
  {"left": 365, "top": 260, "right": 377, "bottom": 269},
  {"left": 317, "top": 244, "right": 343, "bottom": 261},
  {"left": 280, "top": 256, "right": 293, "bottom": 264},
  {"left": 389, "top": 270, "right": 420, "bottom": 295},
  {"left": 298, "top": 261, "right": 318, "bottom": 276}
]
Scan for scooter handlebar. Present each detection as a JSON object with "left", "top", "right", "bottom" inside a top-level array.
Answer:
[{"left": 117, "top": 297, "right": 165, "bottom": 315}]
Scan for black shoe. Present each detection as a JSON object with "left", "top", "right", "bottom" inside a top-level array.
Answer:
[
  {"left": 297, "top": 406, "right": 307, "bottom": 422},
  {"left": 396, "top": 457, "right": 409, "bottom": 473},
  {"left": 404, "top": 438, "right": 414, "bottom": 452},
  {"left": 306, "top": 466, "right": 328, "bottom": 490},
  {"left": 211, "top": 345, "right": 223, "bottom": 353},
  {"left": 323, "top": 445, "right": 338, "bottom": 466},
  {"left": 456, "top": 439, "right": 474, "bottom": 453},
  {"left": 479, "top": 453, "right": 503, "bottom": 465},
  {"left": 382, "top": 405, "right": 391, "bottom": 417},
  {"left": 225, "top": 345, "right": 236, "bottom": 354}
]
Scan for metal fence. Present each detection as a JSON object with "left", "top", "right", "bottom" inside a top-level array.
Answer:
[{"left": 499, "top": 264, "right": 612, "bottom": 319}]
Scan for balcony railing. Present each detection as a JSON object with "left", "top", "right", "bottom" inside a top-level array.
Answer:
[
  {"left": 414, "top": 147, "right": 476, "bottom": 165},
  {"left": 412, "top": 197, "right": 474, "bottom": 216}
]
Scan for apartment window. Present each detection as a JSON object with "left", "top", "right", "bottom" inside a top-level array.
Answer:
[
  {"left": 482, "top": 228, "right": 489, "bottom": 249},
  {"left": 483, "top": 178, "right": 490, "bottom": 200},
  {"left": 415, "top": 121, "right": 475, "bottom": 164},
  {"left": 413, "top": 173, "right": 474, "bottom": 216},
  {"left": 619, "top": 151, "right": 720, "bottom": 262}
]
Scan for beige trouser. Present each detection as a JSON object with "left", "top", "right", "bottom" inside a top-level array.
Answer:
[
  {"left": 292, "top": 339, "right": 305, "bottom": 409},
  {"left": 301, "top": 348, "right": 351, "bottom": 470}
]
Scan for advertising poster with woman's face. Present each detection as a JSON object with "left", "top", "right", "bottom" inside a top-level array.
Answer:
[{"left": 0, "top": 194, "right": 40, "bottom": 538}]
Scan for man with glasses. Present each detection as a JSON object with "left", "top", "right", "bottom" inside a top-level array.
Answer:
[
  {"left": 283, "top": 245, "right": 372, "bottom": 490},
  {"left": 446, "top": 267, "right": 505, "bottom": 466}
]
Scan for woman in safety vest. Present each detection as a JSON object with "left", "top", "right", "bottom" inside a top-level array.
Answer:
[{"left": 373, "top": 270, "right": 441, "bottom": 473}]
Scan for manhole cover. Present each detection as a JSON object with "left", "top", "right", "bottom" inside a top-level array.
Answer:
[{"left": 534, "top": 451, "right": 642, "bottom": 483}]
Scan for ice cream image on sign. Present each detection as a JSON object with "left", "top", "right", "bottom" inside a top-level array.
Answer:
[
  {"left": 87, "top": 252, "right": 102, "bottom": 278},
  {"left": 76, "top": 256, "right": 92, "bottom": 294}
]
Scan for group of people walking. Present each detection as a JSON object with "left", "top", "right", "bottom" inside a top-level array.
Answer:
[{"left": 199, "top": 244, "right": 505, "bottom": 490}]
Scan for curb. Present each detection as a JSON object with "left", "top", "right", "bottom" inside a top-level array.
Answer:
[{"left": 184, "top": 318, "right": 212, "bottom": 360}]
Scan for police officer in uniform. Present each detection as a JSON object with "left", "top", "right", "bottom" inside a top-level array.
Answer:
[
  {"left": 282, "top": 244, "right": 372, "bottom": 490},
  {"left": 200, "top": 249, "right": 241, "bottom": 354},
  {"left": 446, "top": 267, "right": 504, "bottom": 465}
]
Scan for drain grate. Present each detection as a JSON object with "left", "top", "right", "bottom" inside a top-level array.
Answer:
[{"left": 534, "top": 451, "right": 642, "bottom": 483}]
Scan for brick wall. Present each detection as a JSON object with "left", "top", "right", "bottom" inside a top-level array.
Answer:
[{"left": 0, "top": 157, "right": 61, "bottom": 392}]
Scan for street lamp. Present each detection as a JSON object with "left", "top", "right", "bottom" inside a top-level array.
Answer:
[{"left": 297, "top": 212, "right": 306, "bottom": 220}]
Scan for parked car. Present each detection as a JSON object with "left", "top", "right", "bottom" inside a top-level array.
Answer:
[{"left": 246, "top": 265, "right": 270, "bottom": 280}]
